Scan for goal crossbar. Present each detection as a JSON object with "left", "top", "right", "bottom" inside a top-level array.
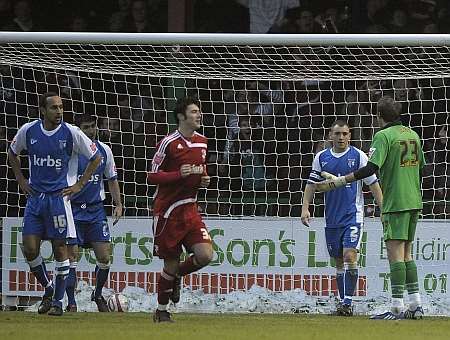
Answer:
[
  {"left": 1, "top": 32, "right": 450, "bottom": 46},
  {"left": 1, "top": 33, "right": 450, "bottom": 80}
]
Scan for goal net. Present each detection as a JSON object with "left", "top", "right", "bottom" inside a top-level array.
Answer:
[{"left": 0, "top": 33, "right": 449, "bottom": 314}]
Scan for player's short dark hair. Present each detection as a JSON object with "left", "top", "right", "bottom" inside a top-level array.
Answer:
[
  {"left": 330, "top": 119, "right": 350, "bottom": 130},
  {"left": 377, "top": 96, "right": 401, "bottom": 122},
  {"left": 174, "top": 96, "right": 200, "bottom": 124},
  {"left": 75, "top": 114, "right": 97, "bottom": 127},
  {"left": 39, "top": 92, "right": 59, "bottom": 109}
]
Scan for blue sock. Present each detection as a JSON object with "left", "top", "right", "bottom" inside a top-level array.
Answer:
[
  {"left": 343, "top": 263, "right": 358, "bottom": 306},
  {"left": 66, "top": 262, "right": 78, "bottom": 306},
  {"left": 53, "top": 259, "right": 70, "bottom": 308},
  {"left": 28, "top": 256, "right": 53, "bottom": 297},
  {"left": 336, "top": 269, "right": 344, "bottom": 301},
  {"left": 94, "top": 263, "right": 110, "bottom": 298}
]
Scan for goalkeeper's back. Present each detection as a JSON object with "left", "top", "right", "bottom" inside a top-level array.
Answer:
[{"left": 368, "top": 98, "right": 425, "bottom": 214}]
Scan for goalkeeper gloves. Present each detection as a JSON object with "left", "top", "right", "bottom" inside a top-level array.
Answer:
[{"left": 315, "top": 171, "right": 347, "bottom": 192}]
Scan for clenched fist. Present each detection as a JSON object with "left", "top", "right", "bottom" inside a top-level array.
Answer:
[{"left": 200, "top": 175, "right": 210, "bottom": 188}]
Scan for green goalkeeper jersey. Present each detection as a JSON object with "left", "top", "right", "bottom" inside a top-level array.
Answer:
[{"left": 368, "top": 121, "right": 425, "bottom": 213}]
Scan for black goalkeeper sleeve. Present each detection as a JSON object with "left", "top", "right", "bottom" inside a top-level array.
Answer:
[{"left": 353, "top": 161, "right": 379, "bottom": 181}]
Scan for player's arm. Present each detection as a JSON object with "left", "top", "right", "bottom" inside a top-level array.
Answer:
[
  {"left": 147, "top": 143, "right": 184, "bottom": 184},
  {"left": 147, "top": 164, "right": 195, "bottom": 184},
  {"left": 318, "top": 161, "right": 379, "bottom": 192},
  {"left": 63, "top": 155, "right": 102, "bottom": 196},
  {"left": 63, "top": 125, "right": 102, "bottom": 196},
  {"left": 8, "top": 123, "right": 34, "bottom": 195},
  {"left": 200, "top": 169, "right": 210, "bottom": 188},
  {"left": 302, "top": 152, "right": 323, "bottom": 225},
  {"left": 108, "top": 179, "right": 123, "bottom": 225},
  {"left": 103, "top": 143, "right": 123, "bottom": 225},
  {"left": 200, "top": 144, "right": 210, "bottom": 188},
  {"left": 301, "top": 183, "right": 316, "bottom": 227},
  {"left": 368, "top": 181, "right": 383, "bottom": 211},
  {"left": 318, "top": 134, "right": 387, "bottom": 192},
  {"left": 7, "top": 149, "right": 34, "bottom": 195}
]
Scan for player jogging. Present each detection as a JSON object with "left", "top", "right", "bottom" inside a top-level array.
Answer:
[{"left": 148, "top": 96, "right": 213, "bottom": 323}]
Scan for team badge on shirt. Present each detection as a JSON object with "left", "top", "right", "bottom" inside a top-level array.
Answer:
[
  {"left": 347, "top": 159, "right": 356, "bottom": 168},
  {"left": 59, "top": 140, "right": 66, "bottom": 149}
]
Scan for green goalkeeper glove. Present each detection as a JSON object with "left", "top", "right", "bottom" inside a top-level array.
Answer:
[{"left": 314, "top": 171, "right": 347, "bottom": 192}]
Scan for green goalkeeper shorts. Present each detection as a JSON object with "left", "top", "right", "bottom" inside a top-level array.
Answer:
[{"left": 382, "top": 210, "right": 421, "bottom": 241}]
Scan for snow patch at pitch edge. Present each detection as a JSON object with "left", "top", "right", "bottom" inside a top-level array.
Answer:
[{"left": 27, "top": 280, "right": 450, "bottom": 316}]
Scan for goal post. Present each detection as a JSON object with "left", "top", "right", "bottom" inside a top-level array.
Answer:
[{"left": 0, "top": 33, "right": 449, "bottom": 313}]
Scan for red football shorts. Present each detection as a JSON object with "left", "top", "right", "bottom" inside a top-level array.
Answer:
[{"left": 152, "top": 203, "right": 211, "bottom": 259}]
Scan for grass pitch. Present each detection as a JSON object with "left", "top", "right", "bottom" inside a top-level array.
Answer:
[{"left": 1, "top": 311, "right": 449, "bottom": 340}]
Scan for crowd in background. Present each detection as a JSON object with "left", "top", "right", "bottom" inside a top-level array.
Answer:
[
  {"left": 0, "top": 66, "right": 448, "bottom": 218},
  {"left": 0, "top": 0, "right": 449, "bottom": 219},
  {"left": 0, "top": 0, "right": 450, "bottom": 34}
]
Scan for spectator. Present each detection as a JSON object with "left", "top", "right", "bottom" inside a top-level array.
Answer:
[
  {"left": 437, "top": 4, "right": 450, "bottom": 32},
  {"left": 422, "top": 123, "right": 449, "bottom": 218},
  {"left": 388, "top": 8, "right": 410, "bottom": 33},
  {"left": 249, "top": 80, "right": 284, "bottom": 127},
  {"left": 123, "top": 0, "right": 166, "bottom": 32},
  {"left": 314, "top": 6, "right": 349, "bottom": 33},
  {"left": 435, "top": 125, "right": 450, "bottom": 199},
  {"left": 0, "top": 125, "right": 8, "bottom": 216},
  {"left": 235, "top": 0, "right": 300, "bottom": 33},
  {"left": 221, "top": 89, "right": 254, "bottom": 164},
  {"left": 0, "top": 65, "right": 28, "bottom": 119},
  {"left": 359, "top": 0, "right": 388, "bottom": 32},
  {"left": 115, "top": 92, "right": 154, "bottom": 146},
  {"left": 123, "top": 0, "right": 152, "bottom": 32},
  {"left": 428, "top": 125, "right": 449, "bottom": 200},
  {"left": 220, "top": 116, "right": 274, "bottom": 192},
  {"left": 407, "top": 0, "right": 437, "bottom": 31},
  {"left": 109, "top": 0, "right": 131, "bottom": 32},
  {"left": 270, "top": 8, "right": 321, "bottom": 33},
  {"left": 99, "top": 116, "right": 121, "bottom": 143},
  {"left": 295, "top": 9, "right": 317, "bottom": 33},
  {"left": 43, "top": 71, "right": 82, "bottom": 114},
  {"left": 339, "top": 79, "right": 382, "bottom": 151},
  {"left": 69, "top": 15, "right": 89, "bottom": 32},
  {"left": 423, "top": 22, "right": 439, "bottom": 33},
  {"left": 4, "top": 0, "right": 35, "bottom": 31},
  {"left": 109, "top": 12, "right": 124, "bottom": 32}
]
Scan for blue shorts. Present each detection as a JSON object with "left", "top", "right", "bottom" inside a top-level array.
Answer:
[
  {"left": 67, "top": 203, "right": 110, "bottom": 248},
  {"left": 325, "top": 224, "right": 363, "bottom": 258},
  {"left": 23, "top": 193, "right": 76, "bottom": 240}
]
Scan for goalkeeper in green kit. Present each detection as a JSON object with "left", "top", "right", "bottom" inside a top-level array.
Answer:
[{"left": 316, "top": 96, "right": 425, "bottom": 320}]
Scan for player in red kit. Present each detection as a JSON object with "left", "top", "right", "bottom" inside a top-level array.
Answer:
[{"left": 148, "top": 96, "right": 213, "bottom": 323}]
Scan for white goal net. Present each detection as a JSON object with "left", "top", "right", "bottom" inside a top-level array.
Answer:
[{"left": 0, "top": 33, "right": 449, "bottom": 314}]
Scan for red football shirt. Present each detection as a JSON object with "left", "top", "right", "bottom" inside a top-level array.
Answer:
[{"left": 148, "top": 130, "right": 208, "bottom": 217}]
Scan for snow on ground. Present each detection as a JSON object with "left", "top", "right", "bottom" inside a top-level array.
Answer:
[{"left": 27, "top": 280, "right": 450, "bottom": 316}]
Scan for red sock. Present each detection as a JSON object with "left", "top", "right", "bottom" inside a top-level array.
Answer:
[
  {"left": 178, "top": 255, "right": 200, "bottom": 276},
  {"left": 157, "top": 270, "right": 175, "bottom": 305}
]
